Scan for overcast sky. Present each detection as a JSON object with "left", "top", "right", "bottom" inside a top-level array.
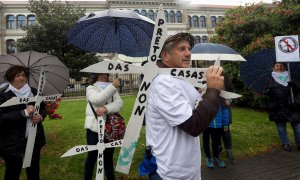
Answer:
[{"left": 4, "top": 0, "right": 276, "bottom": 6}]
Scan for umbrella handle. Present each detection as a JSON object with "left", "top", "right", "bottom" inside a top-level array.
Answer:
[{"left": 287, "top": 63, "right": 294, "bottom": 103}]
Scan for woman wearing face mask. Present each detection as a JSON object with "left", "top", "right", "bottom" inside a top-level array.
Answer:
[
  {"left": 0, "top": 65, "right": 46, "bottom": 180},
  {"left": 266, "top": 62, "right": 300, "bottom": 152},
  {"left": 84, "top": 73, "right": 123, "bottom": 180}
]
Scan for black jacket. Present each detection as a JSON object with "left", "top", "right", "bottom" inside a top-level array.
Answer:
[
  {"left": 0, "top": 86, "right": 46, "bottom": 157},
  {"left": 266, "top": 79, "right": 300, "bottom": 123}
]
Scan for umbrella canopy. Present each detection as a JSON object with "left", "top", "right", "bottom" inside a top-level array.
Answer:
[
  {"left": 117, "top": 51, "right": 149, "bottom": 63},
  {"left": 0, "top": 51, "right": 69, "bottom": 95},
  {"left": 240, "top": 49, "right": 300, "bottom": 95},
  {"left": 191, "top": 43, "right": 246, "bottom": 61},
  {"left": 66, "top": 9, "right": 155, "bottom": 57}
]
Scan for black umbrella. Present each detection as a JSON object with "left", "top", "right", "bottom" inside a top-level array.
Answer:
[
  {"left": 240, "top": 49, "right": 300, "bottom": 95},
  {"left": 66, "top": 9, "right": 155, "bottom": 57},
  {"left": 0, "top": 51, "right": 69, "bottom": 95}
]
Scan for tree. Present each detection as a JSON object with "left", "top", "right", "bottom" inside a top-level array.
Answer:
[
  {"left": 210, "top": 2, "right": 300, "bottom": 108},
  {"left": 17, "top": 0, "right": 99, "bottom": 79}
]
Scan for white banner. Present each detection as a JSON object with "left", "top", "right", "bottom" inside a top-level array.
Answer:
[{"left": 275, "top": 35, "right": 300, "bottom": 62}]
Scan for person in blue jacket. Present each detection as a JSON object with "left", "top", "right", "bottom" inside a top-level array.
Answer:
[{"left": 203, "top": 98, "right": 229, "bottom": 168}]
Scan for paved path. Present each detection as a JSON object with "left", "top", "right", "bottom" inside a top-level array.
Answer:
[{"left": 202, "top": 147, "right": 300, "bottom": 180}]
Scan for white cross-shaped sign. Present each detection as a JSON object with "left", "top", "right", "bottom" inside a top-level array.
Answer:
[{"left": 78, "top": 4, "right": 241, "bottom": 175}]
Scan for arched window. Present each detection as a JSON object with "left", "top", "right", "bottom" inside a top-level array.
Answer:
[
  {"left": 134, "top": 9, "right": 140, "bottom": 14},
  {"left": 27, "top": 15, "right": 36, "bottom": 26},
  {"left": 17, "top": 15, "right": 26, "bottom": 29},
  {"left": 176, "top": 11, "right": 182, "bottom": 23},
  {"left": 188, "top": 16, "right": 192, "bottom": 28},
  {"left": 192, "top": 16, "right": 199, "bottom": 28},
  {"left": 164, "top": 10, "right": 169, "bottom": 23},
  {"left": 6, "top": 39, "right": 16, "bottom": 54},
  {"left": 200, "top": 16, "right": 206, "bottom": 28},
  {"left": 6, "top": 15, "right": 15, "bottom": 29},
  {"left": 148, "top": 10, "right": 154, "bottom": 21},
  {"left": 194, "top": 36, "right": 201, "bottom": 44},
  {"left": 217, "top": 16, "right": 223, "bottom": 23},
  {"left": 169, "top": 11, "right": 175, "bottom": 23},
  {"left": 202, "top": 36, "right": 208, "bottom": 43},
  {"left": 155, "top": 10, "right": 158, "bottom": 18},
  {"left": 210, "top": 16, "right": 217, "bottom": 28},
  {"left": 141, "top": 10, "right": 147, "bottom": 17}
]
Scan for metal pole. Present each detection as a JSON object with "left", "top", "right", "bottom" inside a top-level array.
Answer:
[{"left": 287, "top": 62, "right": 294, "bottom": 104}]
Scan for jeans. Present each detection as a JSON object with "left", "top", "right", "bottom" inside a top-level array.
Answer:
[
  {"left": 275, "top": 121, "right": 300, "bottom": 146},
  {"left": 148, "top": 171, "right": 163, "bottom": 180}
]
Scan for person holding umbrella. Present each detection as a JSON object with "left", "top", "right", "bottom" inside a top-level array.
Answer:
[
  {"left": 0, "top": 65, "right": 46, "bottom": 180},
  {"left": 84, "top": 73, "right": 123, "bottom": 180},
  {"left": 266, "top": 62, "right": 300, "bottom": 152}
]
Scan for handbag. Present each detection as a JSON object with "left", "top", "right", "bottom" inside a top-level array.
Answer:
[
  {"left": 88, "top": 99, "right": 126, "bottom": 142},
  {"left": 105, "top": 112, "right": 126, "bottom": 142}
]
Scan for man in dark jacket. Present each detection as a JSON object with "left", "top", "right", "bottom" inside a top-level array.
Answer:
[{"left": 266, "top": 62, "right": 300, "bottom": 152}]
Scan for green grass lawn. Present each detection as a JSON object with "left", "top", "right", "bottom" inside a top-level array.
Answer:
[{"left": 0, "top": 96, "right": 296, "bottom": 179}]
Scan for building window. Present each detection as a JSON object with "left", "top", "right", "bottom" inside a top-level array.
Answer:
[
  {"left": 141, "top": 10, "right": 147, "bottom": 17},
  {"left": 200, "top": 16, "right": 206, "bottom": 28},
  {"left": 27, "top": 15, "right": 36, "bottom": 26},
  {"left": 210, "top": 16, "right": 217, "bottom": 28},
  {"left": 6, "top": 15, "right": 15, "bottom": 29},
  {"left": 6, "top": 39, "right": 17, "bottom": 54},
  {"left": 17, "top": 15, "right": 26, "bottom": 29},
  {"left": 217, "top": 16, "right": 223, "bottom": 23},
  {"left": 188, "top": 16, "right": 192, "bottom": 27},
  {"left": 148, "top": 10, "right": 154, "bottom": 21},
  {"left": 164, "top": 10, "right": 169, "bottom": 23},
  {"left": 202, "top": 36, "right": 208, "bottom": 43},
  {"left": 195, "top": 36, "right": 201, "bottom": 44},
  {"left": 176, "top": 11, "right": 182, "bottom": 23},
  {"left": 134, "top": 9, "right": 140, "bottom": 14},
  {"left": 169, "top": 11, "right": 175, "bottom": 23},
  {"left": 155, "top": 10, "right": 158, "bottom": 18},
  {"left": 192, "top": 16, "right": 199, "bottom": 28}
]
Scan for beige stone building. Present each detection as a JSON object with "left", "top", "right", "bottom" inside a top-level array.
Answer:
[{"left": 0, "top": 0, "right": 238, "bottom": 55}]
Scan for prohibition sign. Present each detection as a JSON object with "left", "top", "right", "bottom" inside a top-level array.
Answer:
[{"left": 278, "top": 37, "right": 298, "bottom": 53}]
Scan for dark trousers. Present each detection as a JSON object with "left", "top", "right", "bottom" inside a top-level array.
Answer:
[
  {"left": 84, "top": 129, "right": 115, "bottom": 180},
  {"left": 221, "top": 125, "right": 232, "bottom": 150},
  {"left": 203, "top": 127, "right": 223, "bottom": 158},
  {"left": 2, "top": 143, "right": 41, "bottom": 180}
]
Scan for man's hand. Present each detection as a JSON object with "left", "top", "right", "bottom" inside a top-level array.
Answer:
[
  {"left": 206, "top": 66, "right": 224, "bottom": 91},
  {"left": 223, "top": 125, "right": 228, "bottom": 132}
]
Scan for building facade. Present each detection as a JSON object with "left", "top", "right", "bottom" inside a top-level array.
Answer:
[{"left": 0, "top": 0, "right": 237, "bottom": 55}]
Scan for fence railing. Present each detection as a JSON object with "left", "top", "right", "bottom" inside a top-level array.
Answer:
[{"left": 63, "top": 74, "right": 140, "bottom": 97}]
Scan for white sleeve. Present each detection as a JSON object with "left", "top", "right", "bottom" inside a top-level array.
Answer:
[
  {"left": 151, "top": 75, "right": 193, "bottom": 126},
  {"left": 104, "top": 92, "right": 123, "bottom": 113},
  {"left": 86, "top": 85, "right": 117, "bottom": 106}
]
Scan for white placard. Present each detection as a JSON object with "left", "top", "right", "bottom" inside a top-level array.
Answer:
[
  {"left": 80, "top": 60, "right": 143, "bottom": 74},
  {"left": 275, "top": 35, "right": 300, "bottom": 62}
]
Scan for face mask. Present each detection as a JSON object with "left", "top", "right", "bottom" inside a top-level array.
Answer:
[{"left": 94, "top": 81, "right": 111, "bottom": 89}]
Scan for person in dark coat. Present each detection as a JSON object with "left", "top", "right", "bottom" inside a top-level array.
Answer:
[
  {"left": 0, "top": 65, "right": 46, "bottom": 180},
  {"left": 266, "top": 62, "right": 300, "bottom": 152}
]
